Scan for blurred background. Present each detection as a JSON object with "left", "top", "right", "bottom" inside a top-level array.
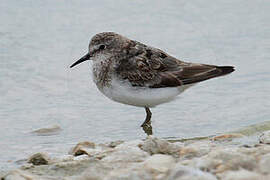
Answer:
[{"left": 1, "top": 0, "right": 269, "bottom": 170}]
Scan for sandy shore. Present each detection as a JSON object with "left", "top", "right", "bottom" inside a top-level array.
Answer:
[{"left": 2, "top": 123, "right": 270, "bottom": 180}]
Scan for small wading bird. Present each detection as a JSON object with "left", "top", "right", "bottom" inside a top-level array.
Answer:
[{"left": 70, "top": 32, "right": 234, "bottom": 135}]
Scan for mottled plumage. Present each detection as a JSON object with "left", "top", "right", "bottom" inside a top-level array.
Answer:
[{"left": 70, "top": 32, "right": 235, "bottom": 135}]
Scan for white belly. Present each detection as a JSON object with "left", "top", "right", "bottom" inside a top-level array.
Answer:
[{"left": 99, "top": 78, "right": 192, "bottom": 107}]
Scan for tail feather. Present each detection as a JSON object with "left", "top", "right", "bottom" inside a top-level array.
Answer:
[
  {"left": 218, "top": 66, "right": 235, "bottom": 76},
  {"left": 181, "top": 65, "right": 235, "bottom": 85}
]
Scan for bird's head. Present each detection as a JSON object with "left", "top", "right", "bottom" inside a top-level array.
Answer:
[{"left": 70, "top": 32, "right": 129, "bottom": 68}]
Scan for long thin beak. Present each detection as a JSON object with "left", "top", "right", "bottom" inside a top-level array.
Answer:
[{"left": 70, "top": 53, "right": 91, "bottom": 68}]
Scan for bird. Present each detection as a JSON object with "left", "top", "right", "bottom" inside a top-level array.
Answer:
[{"left": 70, "top": 32, "right": 235, "bottom": 135}]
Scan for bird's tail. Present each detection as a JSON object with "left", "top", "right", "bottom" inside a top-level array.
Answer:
[
  {"left": 217, "top": 66, "right": 235, "bottom": 76},
  {"left": 180, "top": 65, "right": 235, "bottom": 85}
]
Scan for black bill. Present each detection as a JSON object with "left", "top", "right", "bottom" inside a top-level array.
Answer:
[{"left": 70, "top": 53, "right": 91, "bottom": 68}]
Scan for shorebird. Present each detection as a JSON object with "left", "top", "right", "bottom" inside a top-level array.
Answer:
[{"left": 70, "top": 32, "right": 234, "bottom": 135}]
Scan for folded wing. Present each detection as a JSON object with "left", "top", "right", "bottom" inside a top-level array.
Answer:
[{"left": 114, "top": 41, "right": 234, "bottom": 88}]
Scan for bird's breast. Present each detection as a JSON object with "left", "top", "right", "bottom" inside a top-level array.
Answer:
[{"left": 92, "top": 59, "right": 113, "bottom": 90}]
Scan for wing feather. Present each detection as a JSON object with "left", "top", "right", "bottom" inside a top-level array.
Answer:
[{"left": 114, "top": 41, "right": 234, "bottom": 88}]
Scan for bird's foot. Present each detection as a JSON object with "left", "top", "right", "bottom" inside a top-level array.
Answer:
[{"left": 141, "top": 121, "right": 153, "bottom": 135}]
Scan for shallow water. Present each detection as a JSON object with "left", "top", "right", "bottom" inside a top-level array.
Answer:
[{"left": 1, "top": 0, "right": 270, "bottom": 170}]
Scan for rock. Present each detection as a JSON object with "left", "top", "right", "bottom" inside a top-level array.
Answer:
[
  {"left": 73, "top": 162, "right": 111, "bottom": 180},
  {"left": 69, "top": 141, "right": 96, "bottom": 156},
  {"left": 31, "top": 125, "right": 61, "bottom": 136},
  {"left": 101, "top": 141, "right": 149, "bottom": 164},
  {"left": 53, "top": 154, "right": 74, "bottom": 162},
  {"left": 42, "top": 158, "right": 97, "bottom": 178},
  {"left": 179, "top": 141, "right": 212, "bottom": 159},
  {"left": 2, "top": 170, "right": 36, "bottom": 180},
  {"left": 238, "top": 144, "right": 270, "bottom": 160},
  {"left": 179, "top": 147, "right": 199, "bottom": 159},
  {"left": 211, "top": 133, "right": 244, "bottom": 141},
  {"left": 220, "top": 169, "right": 265, "bottom": 180},
  {"left": 20, "top": 163, "right": 34, "bottom": 170},
  {"left": 5, "top": 135, "right": 270, "bottom": 180},
  {"left": 196, "top": 148, "right": 257, "bottom": 173},
  {"left": 103, "top": 169, "right": 151, "bottom": 180},
  {"left": 138, "top": 136, "right": 182, "bottom": 156},
  {"left": 167, "top": 163, "right": 217, "bottom": 180},
  {"left": 28, "top": 152, "right": 50, "bottom": 165},
  {"left": 0, "top": 171, "right": 6, "bottom": 178},
  {"left": 259, "top": 153, "right": 270, "bottom": 174},
  {"left": 105, "top": 140, "right": 124, "bottom": 148},
  {"left": 259, "top": 131, "right": 270, "bottom": 144},
  {"left": 144, "top": 154, "right": 175, "bottom": 176}
]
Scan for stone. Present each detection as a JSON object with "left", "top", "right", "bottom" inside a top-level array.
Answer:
[
  {"left": 28, "top": 152, "right": 50, "bottom": 165},
  {"left": 101, "top": 139, "right": 148, "bottom": 164},
  {"left": 45, "top": 158, "right": 97, "bottom": 178},
  {"left": 2, "top": 170, "right": 36, "bottom": 180},
  {"left": 0, "top": 171, "right": 6, "bottom": 178},
  {"left": 179, "top": 147, "right": 198, "bottom": 159},
  {"left": 5, "top": 135, "right": 270, "bottom": 180},
  {"left": 31, "top": 125, "right": 61, "bottom": 136},
  {"left": 69, "top": 141, "right": 96, "bottom": 156},
  {"left": 54, "top": 155, "right": 74, "bottom": 162},
  {"left": 103, "top": 169, "right": 151, "bottom": 180},
  {"left": 259, "top": 131, "right": 270, "bottom": 144},
  {"left": 73, "top": 162, "right": 111, "bottom": 180},
  {"left": 259, "top": 153, "right": 270, "bottom": 174},
  {"left": 144, "top": 154, "right": 175, "bottom": 174},
  {"left": 195, "top": 148, "right": 257, "bottom": 173},
  {"left": 20, "top": 163, "right": 34, "bottom": 170},
  {"left": 211, "top": 133, "right": 244, "bottom": 141},
  {"left": 138, "top": 136, "right": 182, "bottom": 156},
  {"left": 179, "top": 141, "right": 212, "bottom": 159},
  {"left": 101, "top": 144, "right": 148, "bottom": 164},
  {"left": 220, "top": 169, "right": 265, "bottom": 180},
  {"left": 238, "top": 144, "right": 270, "bottom": 160},
  {"left": 105, "top": 140, "right": 124, "bottom": 148},
  {"left": 167, "top": 163, "right": 217, "bottom": 180}
]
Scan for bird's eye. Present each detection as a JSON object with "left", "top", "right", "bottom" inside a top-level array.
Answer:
[{"left": 99, "top": 44, "right": 106, "bottom": 50}]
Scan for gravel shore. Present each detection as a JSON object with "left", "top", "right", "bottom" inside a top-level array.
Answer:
[
  {"left": 3, "top": 121, "right": 270, "bottom": 180},
  {"left": 2, "top": 125, "right": 270, "bottom": 180}
]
